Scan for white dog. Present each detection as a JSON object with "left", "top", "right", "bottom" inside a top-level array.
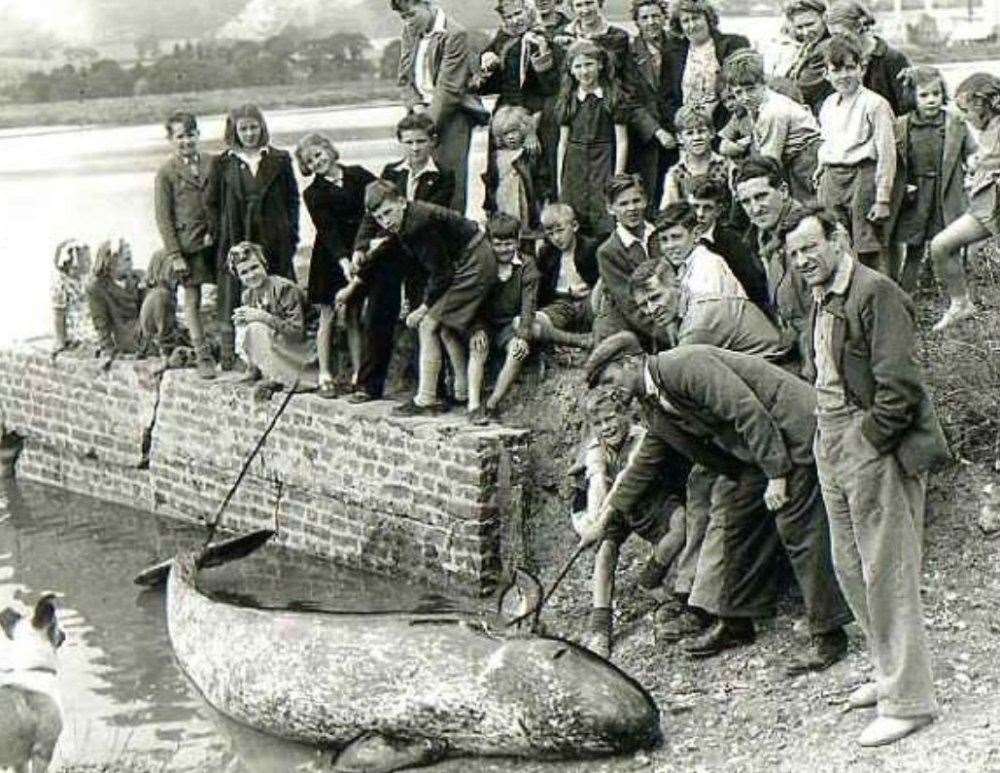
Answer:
[{"left": 0, "top": 594, "right": 65, "bottom": 773}]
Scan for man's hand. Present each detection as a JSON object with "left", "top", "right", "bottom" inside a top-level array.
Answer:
[
  {"left": 867, "top": 201, "right": 890, "bottom": 223},
  {"left": 470, "top": 329, "right": 489, "bottom": 354},
  {"left": 764, "top": 476, "right": 789, "bottom": 511},
  {"left": 405, "top": 304, "right": 428, "bottom": 329},
  {"left": 523, "top": 131, "right": 541, "bottom": 157},
  {"left": 480, "top": 51, "right": 501, "bottom": 73},
  {"left": 654, "top": 129, "right": 677, "bottom": 150},
  {"left": 509, "top": 336, "right": 530, "bottom": 361},
  {"left": 350, "top": 250, "right": 367, "bottom": 275}
]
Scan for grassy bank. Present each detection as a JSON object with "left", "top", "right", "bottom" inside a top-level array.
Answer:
[{"left": 0, "top": 79, "right": 403, "bottom": 130}]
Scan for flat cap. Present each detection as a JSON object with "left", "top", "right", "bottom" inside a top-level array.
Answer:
[{"left": 583, "top": 331, "right": 644, "bottom": 388}]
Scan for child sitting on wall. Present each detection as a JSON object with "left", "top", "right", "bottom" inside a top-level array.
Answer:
[
  {"left": 51, "top": 239, "right": 96, "bottom": 357},
  {"left": 467, "top": 214, "right": 540, "bottom": 425},
  {"left": 228, "top": 241, "right": 317, "bottom": 401},
  {"left": 571, "top": 386, "right": 688, "bottom": 659},
  {"left": 85, "top": 238, "right": 147, "bottom": 370},
  {"left": 139, "top": 249, "right": 187, "bottom": 364}
]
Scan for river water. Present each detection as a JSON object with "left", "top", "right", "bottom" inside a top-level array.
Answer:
[{"left": 0, "top": 478, "right": 476, "bottom": 770}]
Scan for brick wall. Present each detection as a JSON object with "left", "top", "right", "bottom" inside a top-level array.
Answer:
[{"left": 0, "top": 343, "right": 531, "bottom": 596}]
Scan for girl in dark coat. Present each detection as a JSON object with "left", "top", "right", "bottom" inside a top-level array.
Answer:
[
  {"left": 295, "top": 132, "right": 376, "bottom": 397},
  {"left": 207, "top": 103, "right": 299, "bottom": 370}
]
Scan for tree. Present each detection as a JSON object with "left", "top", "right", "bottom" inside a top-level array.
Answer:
[{"left": 379, "top": 38, "right": 401, "bottom": 81}]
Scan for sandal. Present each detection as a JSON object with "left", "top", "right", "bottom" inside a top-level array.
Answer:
[{"left": 317, "top": 377, "right": 338, "bottom": 399}]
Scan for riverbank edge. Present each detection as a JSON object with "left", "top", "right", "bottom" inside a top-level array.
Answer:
[{"left": 0, "top": 344, "right": 531, "bottom": 596}]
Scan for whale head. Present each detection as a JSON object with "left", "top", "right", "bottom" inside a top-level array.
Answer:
[{"left": 481, "top": 636, "right": 661, "bottom": 758}]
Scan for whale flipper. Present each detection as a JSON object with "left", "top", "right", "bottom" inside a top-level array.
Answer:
[{"left": 333, "top": 733, "right": 447, "bottom": 773}]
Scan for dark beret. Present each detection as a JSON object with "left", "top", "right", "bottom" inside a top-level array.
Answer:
[{"left": 583, "top": 331, "right": 644, "bottom": 388}]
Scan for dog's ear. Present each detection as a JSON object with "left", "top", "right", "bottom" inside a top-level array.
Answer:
[
  {"left": 0, "top": 607, "right": 21, "bottom": 640},
  {"left": 32, "top": 594, "right": 57, "bottom": 629}
]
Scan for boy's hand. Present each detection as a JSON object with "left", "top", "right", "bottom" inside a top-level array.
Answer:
[
  {"left": 470, "top": 329, "right": 489, "bottom": 354},
  {"left": 764, "top": 476, "right": 789, "bottom": 511},
  {"left": 334, "top": 286, "right": 354, "bottom": 311},
  {"left": 510, "top": 336, "right": 530, "bottom": 361},
  {"left": 867, "top": 201, "right": 890, "bottom": 222},
  {"left": 480, "top": 51, "right": 501, "bottom": 73},
  {"left": 523, "top": 132, "right": 541, "bottom": 157},
  {"left": 170, "top": 254, "right": 190, "bottom": 279},
  {"left": 812, "top": 165, "right": 825, "bottom": 190},
  {"left": 405, "top": 305, "right": 428, "bottom": 329},
  {"left": 577, "top": 518, "right": 605, "bottom": 549},
  {"left": 655, "top": 129, "right": 677, "bottom": 150}
]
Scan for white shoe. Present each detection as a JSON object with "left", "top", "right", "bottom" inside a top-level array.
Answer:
[
  {"left": 932, "top": 300, "right": 975, "bottom": 332},
  {"left": 847, "top": 682, "right": 878, "bottom": 710},
  {"left": 857, "top": 715, "right": 933, "bottom": 747}
]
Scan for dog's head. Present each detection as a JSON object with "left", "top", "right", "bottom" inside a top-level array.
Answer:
[{"left": 0, "top": 594, "right": 65, "bottom": 675}]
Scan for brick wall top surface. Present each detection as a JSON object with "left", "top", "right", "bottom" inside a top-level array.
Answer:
[{"left": 0, "top": 344, "right": 161, "bottom": 468}]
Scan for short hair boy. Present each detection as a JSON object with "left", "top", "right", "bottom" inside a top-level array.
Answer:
[
  {"left": 816, "top": 32, "right": 897, "bottom": 272},
  {"left": 723, "top": 48, "right": 821, "bottom": 202},
  {"left": 660, "top": 105, "right": 733, "bottom": 212}
]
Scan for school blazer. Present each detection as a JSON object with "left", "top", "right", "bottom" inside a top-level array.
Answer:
[
  {"left": 536, "top": 235, "right": 600, "bottom": 308},
  {"left": 352, "top": 160, "right": 456, "bottom": 252},
  {"left": 887, "top": 111, "right": 975, "bottom": 242},
  {"left": 398, "top": 16, "right": 490, "bottom": 128},
  {"left": 802, "top": 261, "right": 952, "bottom": 475},
  {"left": 154, "top": 154, "right": 214, "bottom": 256}
]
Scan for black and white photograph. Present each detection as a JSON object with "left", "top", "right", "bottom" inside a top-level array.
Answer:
[{"left": 1, "top": 0, "right": 999, "bottom": 770}]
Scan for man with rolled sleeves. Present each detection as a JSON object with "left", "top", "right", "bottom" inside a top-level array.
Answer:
[
  {"left": 581, "top": 334, "right": 852, "bottom": 674},
  {"left": 782, "top": 205, "right": 949, "bottom": 746}
]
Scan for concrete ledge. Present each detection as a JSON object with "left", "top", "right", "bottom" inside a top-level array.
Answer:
[{"left": 0, "top": 342, "right": 530, "bottom": 596}]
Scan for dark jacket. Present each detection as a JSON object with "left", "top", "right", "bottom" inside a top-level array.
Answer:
[
  {"left": 473, "top": 29, "right": 561, "bottom": 114},
  {"left": 475, "top": 255, "right": 540, "bottom": 340},
  {"left": 802, "top": 260, "right": 952, "bottom": 475},
  {"left": 648, "top": 345, "right": 818, "bottom": 478},
  {"left": 597, "top": 226, "right": 658, "bottom": 336},
  {"left": 154, "top": 153, "right": 214, "bottom": 256},
  {"left": 787, "top": 32, "right": 834, "bottom": 115},
  {"left": 664, "top": 31, "right": 750, "bottom": 132},
  {"left": 863, "top": 37, "right": 911, "bottom": 116},
  {"left": 536, "top": 235, "right": 600, "bottom": 308},
  {"left": 206, "top": 147, "right": 299, "bottom": 280},
  {"left": 887, "top": 110, "right": 975, "bottom": 242},
  {"left": 353, "top": 159, "right": 456, "bottom": 252},
  {"left": 702, "top": 224, "right": 771, "bottom": 317}
]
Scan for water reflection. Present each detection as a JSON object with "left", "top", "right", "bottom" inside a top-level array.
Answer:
[{"left": 0, "top": 478, "right": 481, "bottom": 770}]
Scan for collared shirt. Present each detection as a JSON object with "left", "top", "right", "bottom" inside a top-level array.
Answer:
[
  {"left": 401, "top": 156, "right": 439, "bottom": 201},
  {"left": 497, "top": 252, "right": 524, "bottom": 283},
  {"left": 413, "top": 8, "right": 448, "bottom": 105},
  {"left": 680, "top": 243, "right": 748, "bottom": 301},
  {"left": 323, "top": 164, "right": 344, "bottom": 188},
  {"left": 555, "top": 240, "right": 590, "bottom": 298},
  {"left": 818, "top": 85, "right": 897, "bottom": 203},
  {"left": 615, "top": 221, "right": 655, "bottom": 254},
  {"left": 576, "top": 85, "right": 605, "bottom": 102},
  {"left": 812, "top": 250, "right": 854, "bottom": 412},
  {"left": 566, "top": 15, "right": 611, "bottom": 40},
  {"left": 233, "top": 146, "right": 268, "bottom": 177},
  {"left": 754, "top": 88, "right": 820, "bottom": 162}
]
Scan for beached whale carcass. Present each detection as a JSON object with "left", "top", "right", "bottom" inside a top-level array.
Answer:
[{"left": 165, "top": 553, "right": 661, "bottom": 771}]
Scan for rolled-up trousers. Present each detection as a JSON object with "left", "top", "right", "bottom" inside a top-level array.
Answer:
[
  {"left": 815, "top": 407, "right": 938, "bottom": 718},
  {"left": 689, "top": 462, "right": 852, "bottom": 636}
]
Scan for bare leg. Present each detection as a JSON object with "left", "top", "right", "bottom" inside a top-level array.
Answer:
[
  {"left": 415, "top": 315, "right": 443, "bottom": 406},
  {"left": 467, "top": 336, "right": 488, "bottom": 412},
  {"left": 316, "top": 304, "right": 335, "bottom": 382},
  {"left": 345, "top": 298, "right": 363, "bottom": 386},
  {"left": 533, "top": 312, "right": 593, "bottom": 349},
  {"left": 439, "top": 326, "right": 469, "bottom": 402},
  {"left": 929, "top": 214, "right": 989, "bottom": 330},
  {"left": 484, "top": 342, "right": 525, "bottom": 412},
  {"left": 652, "top": 504, "right": 688, "bottom": 569}
]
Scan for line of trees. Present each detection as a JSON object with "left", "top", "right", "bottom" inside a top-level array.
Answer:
[{"left": 4, "top": 30, "right": 379, "bottom": 104}]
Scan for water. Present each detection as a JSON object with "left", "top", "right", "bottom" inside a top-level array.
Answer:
[{"left": 0, "top": 478, "right": 474, "bottom": 771}]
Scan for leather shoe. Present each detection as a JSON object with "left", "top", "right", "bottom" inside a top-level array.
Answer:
[
  {"left": 683, "top": 618, "right": 754, "bottom": 658},
  {"left": 847, "top": 682, "right": 878, "bottom": 709},
  {"left": 657, "top": 609, "right": 711, "bottom": 642},
  {"left": 784, "top": 627, "right": 848, "bottom": 676},
  {"left": 857, "top": 715, "right": 933, "bottom": 747}
]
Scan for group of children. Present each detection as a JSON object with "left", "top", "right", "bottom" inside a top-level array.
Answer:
[{"left": 46, "top": 1, "right": 1000, "bottom": 691}]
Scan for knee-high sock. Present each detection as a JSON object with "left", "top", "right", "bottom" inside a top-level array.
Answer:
[{"left": 416, "top": 324, "right": 443, "bottom": 406}]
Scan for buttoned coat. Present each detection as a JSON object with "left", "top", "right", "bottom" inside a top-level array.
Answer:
[
  {"left": 887, "top": 110, "right": 976, "bottom": 243},
  {"left": 154, "top": 154, "right": 214, "bottom": 256},
  {"left": 663, "top": 31, "right": 750, "bottom": 132},
  {"left": 206, "top": 147, "right": 299, "bottom": 280},
  {"left": 802, "top": 260, "right": 951, "bottom": 475}
]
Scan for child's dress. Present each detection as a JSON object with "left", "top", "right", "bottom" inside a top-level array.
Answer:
[
  {"left": 560, "top": 92, "right": 625, "bottom": 238},
  {"left": 966, "top": 115, "right": 1000, "bottom": 236},
  {"left": 236, "top": 275, "right": 317, "bottom": 386}
]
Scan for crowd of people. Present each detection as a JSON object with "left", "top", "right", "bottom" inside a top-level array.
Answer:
[{"left": 44, "top": 0, "right": 1000, "bottom": 750}]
